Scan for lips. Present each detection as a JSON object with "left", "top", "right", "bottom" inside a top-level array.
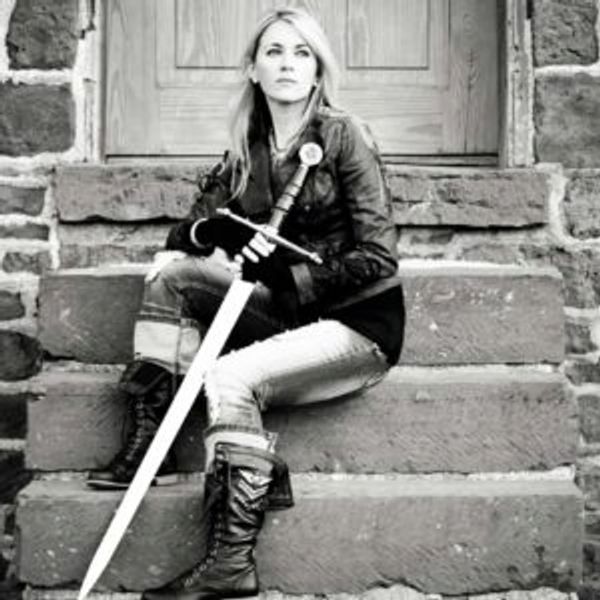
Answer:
[{"left": 276, "top": 78, "right": 297, "bottom": 84}]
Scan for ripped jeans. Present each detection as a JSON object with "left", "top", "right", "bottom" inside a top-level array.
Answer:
[{"left": 133, "top": 252, "right": 390, "bottom": 451}]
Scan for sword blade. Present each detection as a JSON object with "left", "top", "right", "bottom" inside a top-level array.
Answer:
[{"left": 77, "top": 278, "right": 256, "bottom": 600}]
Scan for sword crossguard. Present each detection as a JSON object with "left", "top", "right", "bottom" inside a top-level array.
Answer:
[
  {"left": 217, "top": 142, "right": 324, "bottom": 265},
  {"left": 216, "top": 208, "right": 323, "bottom": 265}
]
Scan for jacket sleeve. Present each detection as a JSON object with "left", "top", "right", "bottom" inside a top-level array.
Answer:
[
  {"left": 165, "top": 153, "right": 234, "bottom": 254},
  {"left": 290, "top": 119, "right": 399, "bottom": 306}
]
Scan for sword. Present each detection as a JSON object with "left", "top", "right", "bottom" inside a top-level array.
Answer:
[{"left": 77, "top": 142, "right": 323, "bottom": 600}]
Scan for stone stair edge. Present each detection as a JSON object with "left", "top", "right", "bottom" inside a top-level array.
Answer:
[
  {"left": 18, "top": 475, "right": 582, "bottom": 501},
  {"left": 39, "top": 260, "right": 564, "bottom": 280},
  {"left": 56, "top": 161, "right": 548, "bottom": 178},
  {"left": 30, "top": 363, "right": 567, "bottom": 387}
]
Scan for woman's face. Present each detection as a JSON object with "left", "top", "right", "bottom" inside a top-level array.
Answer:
[{"left": 250, "top": 20, "right": 318, "bottom": 108}]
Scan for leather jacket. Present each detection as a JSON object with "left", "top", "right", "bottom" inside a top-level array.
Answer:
[{"left": 166, "top": 107, "right": 400, "bottom": 316}]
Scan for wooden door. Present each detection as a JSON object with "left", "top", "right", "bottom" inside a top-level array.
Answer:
[{"left": 105, "top": 0, "right": 498, "bottom": 157}]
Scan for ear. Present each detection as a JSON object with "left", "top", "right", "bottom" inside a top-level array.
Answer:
[{"left": 249, "top": 65, "right": 258, "bottom": 84}]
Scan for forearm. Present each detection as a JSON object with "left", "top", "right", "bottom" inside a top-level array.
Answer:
[{"left": 290, "top": 243, "right": 397, "bottom": 306}]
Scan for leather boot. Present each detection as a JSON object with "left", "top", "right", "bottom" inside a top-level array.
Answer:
[
  {"left": 142, "top": 442, "right": 293, "bottom": 600},
  {"left": 87, "top": 361, "right": 179, "bottom": 490}
]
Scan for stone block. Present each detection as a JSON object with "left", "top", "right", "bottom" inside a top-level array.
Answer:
[
  {"left": 3, "top": 251, "right": 52, "bottom": 275},
  {"left": 0, "top": 83, "right": 74, "bottom": 156},
  {"left": 39, "top": 267, "right": 145, "bottom": 363},
  {"left": 0, "top": 450, "right": 30, "bottom": 503},
  {"left": 580, "top": 393, "right": 600, "bottom": 443},
  {"left": 7, "top": 0, "right": 79, "bottom": 69},
  {"left": 58, "top": 223, "right": 169, "bottom": 268},
  {"left": 0, "top": 331, "right": 42, "bottom": 380},
  {"left": 54, "top": 165, "right": 201, "bottom": 222},
  {"left": 16, "top": 478, "right": 582, "bottom": 594},
  {"left": 533, "top": 0, "right": 598, "bottom": 66},
  {"left": 584, "top": 538, "right": 600, "bottom": 579},
  {"left": 521, "top": 244, "right": 600, "bottom": 309},
  {"left": 587, "top": 512, "right": 600, "bottom": 536},
  {"left": 579, "top": 582, "right": 600, "bottom": 600},
  {"left": 564, "top": 171, "right": 600, "bottom": 239},
  {"left": 0, "top": 224, "right": 49, "bottom": 240},
  {"left": 0, "top": 391, "right": 28, "bottom": 438},
  {"left": 38, "top": 264, "right": 565, "bottom": 365},
  {"left": 564, "top": 359, "right": 600, "bottom": 386},
  {"left": 457, "top": 242, "right": 524, "bottom": 265},
  {"left": 400, "top": 263, "right": 564, "bottom": 365},
  {"left": 577, "top": 463, "right": 600, "bottom": 509},
  {"left": 566, "top": 317, "right": 595, "bottom": 354},
  {"left": 535, "top": 74, "right": 600, "bottom": 168},
  {"left": 0, "top": 185, "right": 45, "bottom": 216},
  {"left": 388, "top": 168, "right": 549, "bottom": 227},
  {"left": 26, "top": 369, "right": 576, "bottom": 474},
  {"left": 0, "top": 292, "right": 25, "bottom": 321}
]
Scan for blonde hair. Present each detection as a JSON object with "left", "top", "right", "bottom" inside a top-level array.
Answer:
[{"left": 228, "top": 8, "right": 340, "bottom": 198}]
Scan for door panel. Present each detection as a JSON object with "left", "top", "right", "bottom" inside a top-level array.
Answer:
[
  {"left": 105, "top": 0, "right": 498, "bottom": 156},
  {"left": 347, "top": 0, "right": 429, "bottom": 68}
]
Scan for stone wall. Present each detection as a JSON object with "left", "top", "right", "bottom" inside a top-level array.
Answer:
[
  {"left": 0, "top": 0, "right": 85, "bottom": 595},
  {"left": 0, "top": 0, "right": 599, "bottom": 598},
  {"left": 534, "top": 3, "right": 600, "bottom": 598}
]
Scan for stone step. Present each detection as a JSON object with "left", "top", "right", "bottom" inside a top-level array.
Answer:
[
  {"left": 54, "top": 164, "right": 550, "bottom": 229},
  {"left": 20, "top": 587, "right": 579, "bottom": 600},
  {"left": 16, "top": 477, "right": 582, "bottom": 595},
  {"left": 26, "top": 368, "right": 576, "bottom": 474},
  {"left": 18, "top": 477, "right": 583, "bottom": 595},
  {"left": 38, "top": 263, "right": 565, "bottom": 365}
]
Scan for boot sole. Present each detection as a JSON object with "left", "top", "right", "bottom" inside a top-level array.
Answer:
[{"left": 86, "top": 472, "right": 180, "bottom": 490}]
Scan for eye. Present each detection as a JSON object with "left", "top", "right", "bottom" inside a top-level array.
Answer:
[
  {"left": 296, "top": 48, "right": 312, "bottom": 58},
  {"left": 265, "top": 47, "right": 281, "bottom": 57}
]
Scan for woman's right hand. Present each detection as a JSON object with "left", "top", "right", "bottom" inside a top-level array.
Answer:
[{"left": 145, "top": 250, "right": 187, "bottom": 282}]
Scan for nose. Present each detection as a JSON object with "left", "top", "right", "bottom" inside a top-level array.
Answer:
[{"left": 280, "top": 50, "right": 294, "bottom": 70}]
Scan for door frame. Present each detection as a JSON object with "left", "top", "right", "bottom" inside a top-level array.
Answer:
[
  {"left": 498, "top": 0, "right": 533, "bottom": 167},
  {"left": 94, "top": 0, "right": 533, "bottom": 168}
]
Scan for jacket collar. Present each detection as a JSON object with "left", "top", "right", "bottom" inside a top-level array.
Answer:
[{"left": 237, "top": 110, "right": 325, "bottom": 217}]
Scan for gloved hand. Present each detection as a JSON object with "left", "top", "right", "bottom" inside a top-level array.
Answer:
[
  {"left": 166, "top": 216, "right": 253, "bottom": 257},
  {"left": 236, "top": 232, "right": 299, "bottom": 323},
  {"left": 238, "top": 229, "right": 276, "bottom": 268}
]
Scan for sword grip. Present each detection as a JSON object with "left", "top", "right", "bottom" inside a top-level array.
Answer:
[{"left": 268, "top": 163, "right": 310, "bottom": 231}]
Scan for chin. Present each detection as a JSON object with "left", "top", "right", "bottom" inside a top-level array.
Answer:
[{"left": 268, "top": 94, "right": 310, "bottom": 106}]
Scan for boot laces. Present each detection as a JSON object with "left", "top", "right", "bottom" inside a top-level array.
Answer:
[
  {"left": 110, "top": 397, "right": 155, "bottom": 467},
  {"left": 181, "top": 515, "right": 225, "bottom": 586}
]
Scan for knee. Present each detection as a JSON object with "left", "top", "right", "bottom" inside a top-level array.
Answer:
[
  {"left": 145, "top": 255, "right": 196, "bottom": 301},
  {"left": 150, "top": 255, "right": 188, "bottom": 285},
  {"left": 205, "top": 356, "right": 263, "bottom": 427}
]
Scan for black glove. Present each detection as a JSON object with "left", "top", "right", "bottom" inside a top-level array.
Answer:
[
  {"left": 166, "top": 217, "right": 253, "bottom": 256},
  {"left": 242, "top": 251, "right": 300, "bottom": 324},
  {"left": 241, "top": 250, "right": 289, "bottom": 287}
]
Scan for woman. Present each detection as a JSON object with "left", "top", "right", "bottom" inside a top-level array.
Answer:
[{"left": 89, "top": 7, "right": 405, "bottom": 599}]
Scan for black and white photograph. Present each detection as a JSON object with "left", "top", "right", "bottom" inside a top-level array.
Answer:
[{"left": 0, "top": 1, "right": 598, "bottom": 599}]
